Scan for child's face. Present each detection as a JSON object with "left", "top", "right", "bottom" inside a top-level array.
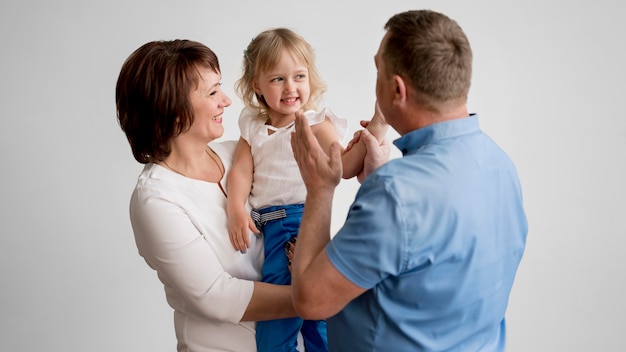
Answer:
[{"left": 254, "top": 50, "right": 310, "bottom": 119}]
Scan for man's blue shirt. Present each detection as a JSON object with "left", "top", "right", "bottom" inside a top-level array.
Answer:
[{"left": 326, "top": 115, "right": 527, "bottom": 351}]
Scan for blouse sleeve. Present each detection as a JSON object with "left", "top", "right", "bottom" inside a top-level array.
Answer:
[
  {"left": 304, "top": 107, "right": 348, "bottom": 144},
  {"left": 238, "top": 107, "right": 257, "bottom": 143},
  {"left": 130, "top": 187, "right": 253, "bottom": 323}
]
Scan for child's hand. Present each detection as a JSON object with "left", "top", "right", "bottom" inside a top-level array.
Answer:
[
  {"left": 344, "top": 102, "right": 389, "bottom": 154},
  {"left": 366, "top": 101, "right": 389, "bottom": 141},
  {"left": 228, "top": 207, "right": 259, "bottom": 253},
  {"left": 344, "top": 128, "right": 364, "bottom": 154}
]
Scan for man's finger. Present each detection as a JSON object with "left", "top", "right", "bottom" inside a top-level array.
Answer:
[
  {"left": 295, "top": 111, "right": 317, "bottom": 149},
  {"left": 360, "top": 129, "right": 378, "bottom": 152},
  {"left": 329, "top": 142, "right": 342, "bottom": 172}
]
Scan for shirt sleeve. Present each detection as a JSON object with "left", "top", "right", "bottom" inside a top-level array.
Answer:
[
  {"left": 130, "top": 187, "right": 253, "bottom": 323},
  {"left": 238, "top": 107, "right": 257, "bottom": 143},
  {"left": 326, "top": 173, "right": 407, "bottom": 289},
  {"left": 304, "top": 107, "right": 348, "bottom": 143}
]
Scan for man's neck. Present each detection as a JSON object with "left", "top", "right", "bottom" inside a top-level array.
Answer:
[{"left": 398, "top": 103, "right": 469, "bottom": 135}]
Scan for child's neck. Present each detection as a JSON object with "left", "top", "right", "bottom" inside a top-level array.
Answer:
[{"left": 266, "top": 111, "right": 296, "bottom": 128}]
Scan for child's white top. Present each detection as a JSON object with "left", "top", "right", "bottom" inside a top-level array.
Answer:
[{"left": 238, "top": 106, "right": 347, "bottom": 210}]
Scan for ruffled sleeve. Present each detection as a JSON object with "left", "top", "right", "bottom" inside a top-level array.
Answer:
[
  {"left": 237, "top": 107, "right": 259, "bottom": 143},
  {"left": 303, "top": 107, "right": 348, "bottom": 144}
]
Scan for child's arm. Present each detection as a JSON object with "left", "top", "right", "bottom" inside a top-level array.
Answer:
[
  {"left": 312, "top": 104, "right": 388, "bottom": 179},
  {"left": 310, "top": 117, "right": 341, "bottom": 161},
  {"left": 340, "top": 103, "right": 388, "bottom": 179},
  {"left": 226, "top": 137, "right": 259, "bottom": 253}
]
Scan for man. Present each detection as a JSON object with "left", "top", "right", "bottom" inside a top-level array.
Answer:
[{"left": 290, "top": 9, "right": 528, "bottom": 351}]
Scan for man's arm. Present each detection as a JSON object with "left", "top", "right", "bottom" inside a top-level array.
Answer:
[{"left": 290, "top": 112, "right": 367, "bottom": 320}]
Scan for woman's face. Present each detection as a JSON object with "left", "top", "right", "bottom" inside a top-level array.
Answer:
[{"left": 187, "top": 67, "right": 231, "bottom": 142}]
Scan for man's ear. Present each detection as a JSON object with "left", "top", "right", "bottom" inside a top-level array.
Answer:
[{"left": 392, "top": 75, "right": 408, "bottom": 105}]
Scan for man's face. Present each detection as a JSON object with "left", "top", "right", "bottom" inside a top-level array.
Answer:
[{"left": 374, "top": 33, "right": 394, "bottom": 128}]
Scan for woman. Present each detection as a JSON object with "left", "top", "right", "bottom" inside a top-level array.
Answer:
[{"left": 116, "top": 39, "right": 296, "bottom": 351}]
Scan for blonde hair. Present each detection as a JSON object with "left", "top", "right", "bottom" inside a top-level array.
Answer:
[{"left": 235, "top": 28, "right": 326, "bottom": 116}]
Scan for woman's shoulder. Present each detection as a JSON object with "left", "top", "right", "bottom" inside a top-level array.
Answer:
[
  {"left": 210, "top": 140, "right": 237, "bottom": 169},
  {"left": 129, "top": 164, "right": 180, "bottom": 215},
  {"left": 211, "top": 139, "right": 237, "bottom": 154}
]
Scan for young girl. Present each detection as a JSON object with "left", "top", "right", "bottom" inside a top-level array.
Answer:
[{"left": 227, "top": 28, "right": 387, "bottom": 352}]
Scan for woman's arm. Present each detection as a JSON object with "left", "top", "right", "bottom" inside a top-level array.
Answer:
[
  {"left": 227, "top": 137, "right": 259, "bottom": 252},
  {"left": 131, "top": 188, "right": 296, "bottom": 324},
  {"left": 241, "top": 282, "right": 297, "bottom": 321}
]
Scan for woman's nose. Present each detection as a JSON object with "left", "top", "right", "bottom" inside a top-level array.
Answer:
[{"left": 221, "top": 93, "right": 232, "bottom": 107}]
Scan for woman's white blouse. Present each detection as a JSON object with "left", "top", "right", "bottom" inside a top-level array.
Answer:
[
  {"left": 129, "top": 140, "right": 264, "bottom": 351},
  {"left": 239, "top": 107, "right": 347, "bottom": 209}
]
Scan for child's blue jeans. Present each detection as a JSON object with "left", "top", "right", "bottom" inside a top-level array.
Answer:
[{"left": 252, "top": 204, "right": 328, "bottom": 352}]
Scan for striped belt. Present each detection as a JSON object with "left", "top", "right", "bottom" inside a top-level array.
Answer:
[{"left": 250, "top": 208, "right": 287, "bottom": 225}]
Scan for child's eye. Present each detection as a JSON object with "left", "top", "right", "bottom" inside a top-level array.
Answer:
[
  {"left": 271, "top": 77, "right": 283, "bottom": 83},
  {"left": 296, "top": 74, "right": 306, "bottom": 80}
]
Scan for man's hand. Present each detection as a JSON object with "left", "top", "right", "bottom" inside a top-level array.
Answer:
[
  {"left": 357, "top": 129, "right": 390, "bottom": 183},
  {"left": 291, "top": 111, "right": 342, "bottom": 193}
]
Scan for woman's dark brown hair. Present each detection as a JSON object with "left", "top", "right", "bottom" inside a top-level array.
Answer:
[{"left": 116, "top": 40, "right": 220, "bottom": 163}]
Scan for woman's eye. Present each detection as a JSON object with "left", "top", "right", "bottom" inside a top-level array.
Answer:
[{"left": 209, "top": 83, "right": 223, "bottom": 96}]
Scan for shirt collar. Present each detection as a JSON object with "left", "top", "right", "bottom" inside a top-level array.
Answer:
[{"left": 393, "top": 114, "right": 480, "bottom": 156}]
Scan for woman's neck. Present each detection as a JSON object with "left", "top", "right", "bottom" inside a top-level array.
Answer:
[{"left": 161, "top": 140, "right": 223, "bottom": 183}]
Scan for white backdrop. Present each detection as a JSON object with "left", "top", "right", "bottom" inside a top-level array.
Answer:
[{"left": 1, "top": 0, "right": 624, "bottom": 351}]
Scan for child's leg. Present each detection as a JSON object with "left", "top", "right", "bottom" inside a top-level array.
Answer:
[
  {"left": 255, "top": 205, "right": 305, "bottom": 352},
  {"left": 257, "top": 204, "right": 303, "bottom": 281},
  {"left": 301, "top": 319, "right": 329, "bottom": 352},
  {"left": 256, "top": 318, "right": 303, "bottom": 352}
]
